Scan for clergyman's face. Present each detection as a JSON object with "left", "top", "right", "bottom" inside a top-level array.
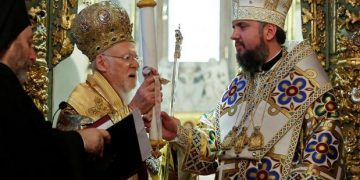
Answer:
[
  {"left": 100, "top": 41, "right": 140, "bottom": 94},
  {"left": 4, "top": 26, "right": 36, "bottom": 84},
  {"left": 231, "top": 20, "right": 269, "bottom": 75}
]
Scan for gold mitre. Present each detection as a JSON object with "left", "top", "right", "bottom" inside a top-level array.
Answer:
[
  {"left": 232, "top": 0, "right": 293, "bottom": 30},
  {"left": 71, "top": 1, "right": 134, "bottom": 61}
]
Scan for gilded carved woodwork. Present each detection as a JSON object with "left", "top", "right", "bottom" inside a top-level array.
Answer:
[
  {"left": 302, "top": 0, "right": 360, "bottom": 178},
  {"left": 332, "top": 1, "right": 360, "bottom": 179},
  {"left": 301, "top": 0, "right": 327, "bottom": 67},
  {"left": 51, "top": 0, "right": 77, "bottom": 65},
  {"left": 24, "top": 0, "right": 78, "bottom": 118},
  {"left": 25, "top": 0, "right": 49, "bottom": 117},
  {"left": 81, "top": 0, "right": 99, "bottom": 6}
]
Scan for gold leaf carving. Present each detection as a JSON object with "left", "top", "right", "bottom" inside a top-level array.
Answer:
[
  {"left": 303, "top": 0, "right": 360, "bottom": 177},
  {"left": 346, "top": 0, "right": 360, "bottom": 7},
  {"left": 25, "top": 0, "right": 49, "bottom": 117},
  {"left": 302, "top": 8, "right": 314, "bottom": 24},
  {"left": 51, "top": 0, "right": 77, "bottom": 65}
]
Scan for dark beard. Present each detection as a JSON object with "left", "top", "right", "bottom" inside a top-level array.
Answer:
[{"left": 236, "top": 39, "right": 269, "bottom": 77}]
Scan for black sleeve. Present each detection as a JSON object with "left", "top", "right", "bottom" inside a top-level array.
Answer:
[{"left": 0, "top": 64, "right": 86, "bottom": 180}]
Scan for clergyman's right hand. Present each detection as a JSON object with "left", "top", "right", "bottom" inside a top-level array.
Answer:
[
  {"left": 129, "top": 77, "right": 156, "bottom": 114},
  {"left": 77, "top": 128, "right": 111, "bottom": 157}
]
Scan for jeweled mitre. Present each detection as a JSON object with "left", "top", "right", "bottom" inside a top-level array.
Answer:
[
  {"left": 232, "top": 0, "right": 293, "bottom": 30},
  {"left": 71, "top": 1, "right": 134, "bottom": 61}
]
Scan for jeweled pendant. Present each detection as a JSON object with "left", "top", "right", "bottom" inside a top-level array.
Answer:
[
  {"left": 234, "top": 127, "right": 249, "bottom": 154},
  {"left": 221, "top": 127, "right": 238, "bottom": 150},
  {"left": 248, "top": 126, "right": 264, "bottom": 151}
]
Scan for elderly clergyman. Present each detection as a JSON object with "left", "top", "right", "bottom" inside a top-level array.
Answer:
[{"left": 0, "top": 0, "right": 111, "bottom": 179}]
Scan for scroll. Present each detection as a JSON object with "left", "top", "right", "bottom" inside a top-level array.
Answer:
[{"left": 137, "top": 0, "right": 164, "bottom": 158}]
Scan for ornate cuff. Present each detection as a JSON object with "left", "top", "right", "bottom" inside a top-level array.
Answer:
[{"left": 174, "top": 125, "right": 191, "bottom": 147}]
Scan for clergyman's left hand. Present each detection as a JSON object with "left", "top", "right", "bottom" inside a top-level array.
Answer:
[{"left": 160, "top": 111, "right": 180, "bottom": 141}]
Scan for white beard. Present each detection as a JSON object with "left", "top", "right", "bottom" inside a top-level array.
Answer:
[
  {"left": 118, "top": 80, "right": 140, "bottom": 105},
  {"left": 16, "top": 65, "right": 30, "bottom": 85}
]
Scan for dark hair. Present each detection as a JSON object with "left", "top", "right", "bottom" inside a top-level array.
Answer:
[{"left": 275, "top": 27, "right": 286, "bottom": 44}]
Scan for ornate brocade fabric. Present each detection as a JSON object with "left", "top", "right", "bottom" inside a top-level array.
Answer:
[
  {"left": 176, "top": 41, "right": 343, "bottom": 180},
  {"left": 57, "top": 71, "right": 130, "bottom": 130}
]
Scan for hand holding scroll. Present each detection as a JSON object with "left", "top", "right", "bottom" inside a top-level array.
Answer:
[{"left": 128, "top": 67, "right": 160, "bottom": 114}]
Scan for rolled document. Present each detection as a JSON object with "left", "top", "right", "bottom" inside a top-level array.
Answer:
[{"left": 137, "top": 0, "right": 163, "bottom": 157}]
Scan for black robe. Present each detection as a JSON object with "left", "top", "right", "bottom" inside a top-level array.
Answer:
[{"left": 0, "top": 63, "right": 86, "bottom": 180}]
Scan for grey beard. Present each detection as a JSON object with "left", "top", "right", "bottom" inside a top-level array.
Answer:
[
  {"left": 236, "top": 41, "right": 269, "bottom": 77},
  {"left": 118, "top": 91, "right": 131, "bottom": 105},
  {"left": 16, "top": 62, "right": 32, "bottom": 85},
  {"left": 119, "top": 80, "right": 140, "bottom": 105},
  {"left": 17, "top": 70, "right": 28, "bottom": 85}
]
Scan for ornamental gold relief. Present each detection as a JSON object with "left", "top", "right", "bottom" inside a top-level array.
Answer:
[
  {"left": 51, "top": 0, "right": 77, "bottom": 65},
  {"left": 302, "top": 0, "right": 359, "bottom": 178},
  {"left": 301, "top": 0, "right": 327, "bottom": 66},
  {"left": 346, "top": 0, "right": 360, "bottom": 6},
  {"left": 25, "top": 0, "right": 49, "bottom": 117},
  {"left": 333, "top": 10, "right": 359, "bottom": 180},
  {"left": 25, "top": 0, "right": 79, "bottom": 118}
]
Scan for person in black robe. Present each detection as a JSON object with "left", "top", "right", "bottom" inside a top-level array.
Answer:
[{"left": 0, "top": 0, "right": 111, "bottom": 179}]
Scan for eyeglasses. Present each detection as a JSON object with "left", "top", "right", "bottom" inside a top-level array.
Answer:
[{"left": 101, "top": 53, "right": 141, "bottom": 63}]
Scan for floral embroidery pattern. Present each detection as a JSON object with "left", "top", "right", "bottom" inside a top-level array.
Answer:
[
  {"left": 88, "top": 96, "right": 109, "bottom": 116},
  {"left": 221, "top": 76, "right": 246, "bottom": 106},
  {"left": 277, "top": 77, "right": 307, "bottom": 105},
  {"left": 304, "top": 132, "right": 339, "bottom": 166},
  {"left": 314, "top": 92, "right": 339, "bottom": 118},
  {"left": 246, "top": 158, "right": 280, "bottom": 180},
  {"left": 271, "top": 72, "right": 314, "bottom": 111}
]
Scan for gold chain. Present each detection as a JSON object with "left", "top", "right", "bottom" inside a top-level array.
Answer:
[{"left": 234, "top": 51, "right": 285, "bottom": 153}]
